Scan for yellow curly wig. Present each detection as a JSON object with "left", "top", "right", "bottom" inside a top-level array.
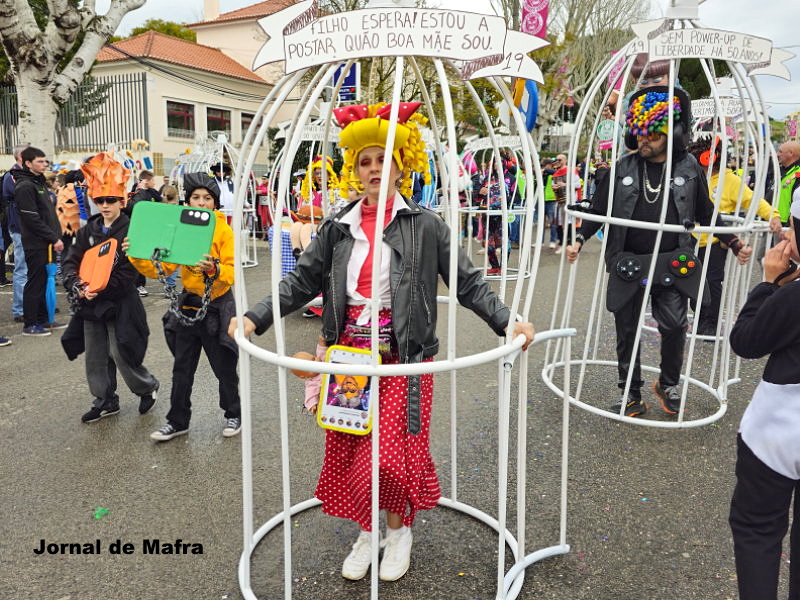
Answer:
[
  {"left": 336, "top": 102, "right": 430, "bottom": 199},
  {"left": 299, "top": 155, "right": 339, "bottom": 202}
]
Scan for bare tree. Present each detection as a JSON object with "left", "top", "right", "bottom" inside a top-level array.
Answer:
[
  {"left": 493, "top": 0, "right": 650, "bottom": 146},
  {"left": 0, "top": 0, "right": 146, "bottom": 156}
]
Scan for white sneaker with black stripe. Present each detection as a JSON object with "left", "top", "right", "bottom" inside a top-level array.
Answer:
[
  {"left": 150, "top": 422, "right": 188, "bottom": 442},
  {"left": 222, "top": 417, "right": 241, "bottom": 437}
]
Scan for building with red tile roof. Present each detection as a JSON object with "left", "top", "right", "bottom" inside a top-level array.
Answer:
[
  {"left": 97, "top": 30, "right": 267, "bottom": 84},
  {"left": 188, "top": 0, "right": 296, "bottom": 26}
]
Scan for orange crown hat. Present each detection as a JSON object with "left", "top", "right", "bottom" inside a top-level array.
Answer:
[
  {"left": 333, "top": 102, "right": 430, "bottom": 199},
  {"left": 80, "top": 153, "right": 131, "bottom": 202}
]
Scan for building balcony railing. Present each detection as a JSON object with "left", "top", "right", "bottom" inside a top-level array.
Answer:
[{"left": 167, "top": 127, "right": 196, "bottom": 139}]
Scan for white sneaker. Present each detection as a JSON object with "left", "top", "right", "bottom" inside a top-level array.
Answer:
[
  {"left": 223, "top": 417, "right": 241, "bottom": 437},
  {"left": 554, "top": 245, "right": 563, "bottom": 254},
  {"left": 379, "top": 527, "right": 413, "bottom": 581},
  {"left": 548, "top": 241, "right": 556, "bottom": 249},
  {"left": 342, "top": 531, "right": 373, "bottom": 580},
  {"left": 150, "top": 422, "right": 188, "bottom": 442}
]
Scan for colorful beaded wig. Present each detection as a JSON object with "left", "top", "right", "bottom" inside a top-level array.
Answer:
[
  {"left": 626, "top": 91, "right": 682, "bottom": 137},
  {"left": 299, "top": 155, "right": 339, "bottom": 202},
  {"left": 333, "top": 102, "right": 430, "bottom": 199}
]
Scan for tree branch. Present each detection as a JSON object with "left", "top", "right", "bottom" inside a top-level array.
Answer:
[
  {"left": 51, "top": 0, "right": 146, "bottom": 104},
  {"left": 0, "top": 0, "right": 48, "bottom": 73},
  {"left": 44, "top": 0, "right": 82, "bottom": 62},
  {"left": 80, "top": 0, "right": 97, "bottom": 29}
]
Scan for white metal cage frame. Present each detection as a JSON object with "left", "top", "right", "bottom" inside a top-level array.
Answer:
[
  {"left": 171, "top": 134, "right": 260, "bottom": 268},
  {"left": 542, "top": 12, "right": 787, "bottom": 428},
  {"left": 229, "top": 49, "right": 579, "bottom": 600}
]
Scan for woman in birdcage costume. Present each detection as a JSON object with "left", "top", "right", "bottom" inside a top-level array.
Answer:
[{"left": 232, "top": 101, "right": 535, "bottom": 583}]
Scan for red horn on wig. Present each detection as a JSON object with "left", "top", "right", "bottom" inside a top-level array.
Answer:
[
  {"left": 375, "top": 102, "right": 422, "bottom": 123},
  {"left": 332, "top": 104, "right": 370, "bottom": 128}
]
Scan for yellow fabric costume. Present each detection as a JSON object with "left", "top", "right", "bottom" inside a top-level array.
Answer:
[
  {"left": 128, "top": 211, "right": 234, "bottom": 301},
  {"left": 696, "top": 169, "right": 778, "bottom": 247}
]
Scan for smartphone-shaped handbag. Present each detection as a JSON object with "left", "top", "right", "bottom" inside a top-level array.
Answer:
[
  {"left": 79, "top": 238, "right": 117, "bottom": 293},
  {"left": 317, "top": 345, "right": 380, "bottom": 435},
  {"left": 127, "top": 202, "right": 216, "bottom": 266}
]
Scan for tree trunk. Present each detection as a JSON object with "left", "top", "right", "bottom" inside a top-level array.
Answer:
[{"left": 16, "top": 68, "right": 60, "bottom": 157}]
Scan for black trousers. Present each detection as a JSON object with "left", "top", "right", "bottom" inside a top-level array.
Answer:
[
  {"left": 166, "top": 318, "right": 240, "bottom": 430},
  {"left": 691, "top": 242, "right": 726, "bottom": 327},
  {"left": 22, "top": 246, "right": 48, "bottom": 327},
  {"left": 613, "top": 285, "right": 687, "bottom": 392},
  {"left": 730, "top": 435, "right": 800, "bottom": 600}
]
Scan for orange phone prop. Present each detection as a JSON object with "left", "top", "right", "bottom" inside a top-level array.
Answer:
[{"left": 79, "top": 238, "right": 118, "bottom": 293}]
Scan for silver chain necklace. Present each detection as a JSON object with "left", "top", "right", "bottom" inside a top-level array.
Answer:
[{"left": 642, "top": 161, "right": 665, "bottom": 204}]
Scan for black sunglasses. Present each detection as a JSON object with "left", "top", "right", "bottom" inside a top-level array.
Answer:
[{"left": 94, "top": 197, "right": 120, "bottom": 205}]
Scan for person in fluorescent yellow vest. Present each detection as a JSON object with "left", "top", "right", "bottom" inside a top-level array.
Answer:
[
  {"left": 776, "top": 141, "right": 800, "bottom": 225},
  {"left": 688, "top": 137, "right": 781, "bottom": 335}
]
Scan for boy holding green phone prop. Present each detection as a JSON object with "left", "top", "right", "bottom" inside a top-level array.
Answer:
[
  {"left": 125, "top": 173, "right": 241, "bottom": 442},
  {"left": 61, "top": 152, "right": 160, "bottom": 423}
]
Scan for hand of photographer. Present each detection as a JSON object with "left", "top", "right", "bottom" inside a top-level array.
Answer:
[{"left": 763, "top": 240, "right": 800, "bottom": 286}]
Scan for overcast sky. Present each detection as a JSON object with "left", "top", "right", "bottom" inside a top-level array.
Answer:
[{"left": 96, "top": 0, "right": 800, "bottom": 119}]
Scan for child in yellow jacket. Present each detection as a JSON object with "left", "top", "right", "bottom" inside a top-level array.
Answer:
[{"left": 125, "top": 172, "right": 240, "bottom": 442}]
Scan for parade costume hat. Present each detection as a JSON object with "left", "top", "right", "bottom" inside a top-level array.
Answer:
[
  {"left": 687, "top": 136, "right": 723, "bottom": 168},
  {"left": 630, "top": 53, "right": 671, "bottom": 81},
  {"left": 300, "top": 155, "right": 339, "bottom": 201},
  {"left": 625, "top": 86, "right": 692, "bottom": 151},
  {"left": 80, "top": 153, "right": 131, "bottom": 203},
  {"left": 333, "top": 102, "right": 430, "bottom": 199},
  {"left": 183, "top": 172, "right": 221, "bottom": 208}
]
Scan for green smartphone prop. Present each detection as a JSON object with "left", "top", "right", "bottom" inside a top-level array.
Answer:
[{"left": 127, "top": 202, "right": 216, "bottom": 266}]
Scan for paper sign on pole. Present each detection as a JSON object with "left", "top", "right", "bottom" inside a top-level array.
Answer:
[
  {"left": 629, "top": 19, "right": 794, "bottom": 80},
  {"left": 253, "top": 0, "right": 549, "bottom": 82},
  {"left": 464, "top": 136, "right": 523, "bottom": 152},
  {"left": 691, "top": 98, "right": 753, "bottom": 120},
  {"left": 521, "top": 0, "right": 548, "bottom": 40}
]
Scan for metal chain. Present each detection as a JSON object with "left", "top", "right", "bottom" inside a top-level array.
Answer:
[
  {"left": 150, "top": 248, "right": 220, "bottom": 327},
  {"left": 67, "top": 281, "right": 85, "bottom": 314}
]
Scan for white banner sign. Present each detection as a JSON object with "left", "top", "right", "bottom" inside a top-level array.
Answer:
[
  {"left": 691, "top": 98, "right": 752, "bottom": 120},
  {"left": 275, "top": 123, "right": 341, "bottom": 141},
  {"left": 629, "top": 19, "right": 794, "bottom": 80},
  {"left": 464, "top": 136, "right": 523, "bottom": 152},
  {"left": 254, "top": 0, "right": 548, "bottom": 81}
]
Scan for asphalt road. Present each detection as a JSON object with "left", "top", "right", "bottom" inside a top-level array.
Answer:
[{"left": 0, "top": 239, "right": 780, "bottom": 600}]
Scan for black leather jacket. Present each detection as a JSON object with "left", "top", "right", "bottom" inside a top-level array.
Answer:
[
  {"left": 579, "top": 151, "right": 735, "bottom": 271},
  {"left": 246, "top": 196, "right": 511, "bottom": 364}
]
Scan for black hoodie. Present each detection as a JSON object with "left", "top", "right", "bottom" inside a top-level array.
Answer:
[
  {"left": 15, "top": 168, "right": 60, "bottom": 249},
  {"left": 60, "top": 212, "right": 150, "bottom": 366}
]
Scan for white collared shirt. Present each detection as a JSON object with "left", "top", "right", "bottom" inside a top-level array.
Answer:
[{"left": 338, "top": 192, "right": 406, "bottom": 324}]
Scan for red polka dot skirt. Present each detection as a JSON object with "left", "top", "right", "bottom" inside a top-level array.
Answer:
[{"left": 314, "top": 306, "right": 441, "bottom": 531}]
